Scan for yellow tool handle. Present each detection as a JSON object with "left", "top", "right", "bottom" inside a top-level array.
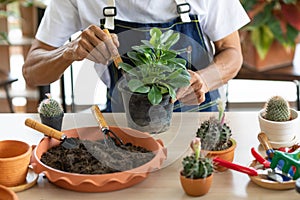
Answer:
[
  {"left": 91, "top": 105, "right": 109, "bottom": 131},
  {"left": 25, "top": 118, "right": 65, "bottom": 141},
  {"left": 257, "top": 132, "right": 274, "bottom": 157},
  {"left": 103, "top": 29, "right": 123, "bottom": 68}
]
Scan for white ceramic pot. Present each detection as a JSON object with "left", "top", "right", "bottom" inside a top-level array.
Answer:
[{"left": 258, "top": 108, "right": 299, "bottom": 148}]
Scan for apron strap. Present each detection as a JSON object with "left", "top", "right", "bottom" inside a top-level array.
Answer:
[
  {"left": 103, "top": 0, "right": 116, "bottom": 30},
  {"left": 174, "top": 0, "right": 191, "bottom": 22}
]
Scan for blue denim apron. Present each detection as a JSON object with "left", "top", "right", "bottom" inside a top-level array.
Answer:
[{"left": 100, "top": 13, "right": 219, "bottom": 112}]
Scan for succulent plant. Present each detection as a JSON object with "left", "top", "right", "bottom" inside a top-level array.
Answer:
[
  {"left": 196, "top": 99, "right": 232, "bottom": 151},
  {"left": 118, "top": 27, "right": 191, "bottom": 105},
  {"left": 181, "top": 138, "right": 214, "bottom": 179},
  {"left": 38, "top": 94, "right": 64, "bottom": 117},
  {"left": 263, "top": 95, "right": 291, "bottom": 122}
]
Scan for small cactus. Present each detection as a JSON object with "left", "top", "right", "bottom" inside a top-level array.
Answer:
[
  {"left": 264, "top": 96, "right": 291, "bottom": 122},
  {"left": 38, "top": 94, "right": 64, "bottom": 117},
  {"left": 181, "top": 138, "right": 214, "bottom": 179},
  {"left": 196, "top": 99, "right": 232, "bottom": 151}
]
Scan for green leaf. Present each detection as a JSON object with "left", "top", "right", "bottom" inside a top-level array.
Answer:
[
  {"left": 119, "top": 63, "right": 140, "bottom": 77},
  {"left": 251, "top": 25, "right": 274, "bottom": 59},
  {"left": 150, "top": 28, "right": 162, "bottom": 47},
  {"left": 160, "top": 30, "right": 174, "bottom": 44},
  {"left": 128, "top": 79, "right": 150, "bottom": 93},
  {"left": 168, "top": 75, "right": 191, "bottom": 88},
  {"left": 148, "top": 85, "right": 162, "bottom": 105},
  {"left": 164, "top": 33, "right": 180, "bottom": 49},
  {"left": 160, "top": 50, "right": 177, "bottom": 61}
]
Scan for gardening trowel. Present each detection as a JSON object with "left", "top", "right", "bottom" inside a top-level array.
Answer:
[{"left": 25, "top": 118, "right": 78, "bottom": 149}]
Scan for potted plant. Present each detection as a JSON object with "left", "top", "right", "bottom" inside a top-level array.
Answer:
[
  {"left": 38, "top": 93, "right": 64, "bottom": 131},
  {"left": 118, "top": 27, "right": 191, "bottom": 134},
  {"left": 196, "top": 99, "right": 236, "bottom": 171},
  {"left": 258, "top": 95, "right": 299, "bottom": 148},
  {"left": 180, "top": 137, "right": 214, "bottom": 197},
  {"left": 240, "top": 0, "right": 300, "bottom": 71}
]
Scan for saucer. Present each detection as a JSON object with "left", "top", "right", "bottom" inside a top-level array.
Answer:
[
  {"left": 8, "top": 167, "right": 38, "bottom": 192},
  {"left": 269, "top": 135, "right": 299, "bottom": 149}
]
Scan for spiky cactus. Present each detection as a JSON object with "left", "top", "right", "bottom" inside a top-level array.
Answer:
[
  {"left": 196, "top": 118, "right": 232, "bottom": 151},
  {"left": 264, "top": 96, "right": 291, "bottom": 122},
  {"left": 181, "top": 138, "right": 214, "bottom": 179},
  {"left": 196, "top": 99, "right": 232, "bottom": 151},
  {"left": 38, "top": 94, "right": 64, "bottom": 117}
]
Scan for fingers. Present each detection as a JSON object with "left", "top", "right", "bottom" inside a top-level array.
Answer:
[
  {"left": 176, "top": 70, "right": 206, "bottom": 105},
  {"left": 70, "top": 25, "right": 120, "bottom": 64}
]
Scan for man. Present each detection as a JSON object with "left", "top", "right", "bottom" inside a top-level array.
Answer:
[{"left": 23, "top": 0, "right": 250, "bottom": 112}]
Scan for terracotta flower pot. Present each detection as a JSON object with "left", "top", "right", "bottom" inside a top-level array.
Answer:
[
  {"left": 258, "top": 108, "right": 299, "bottom": 148},
  {"left": 0, "top": 140, "right": 32, "bottom": 187},
  {"left": 0, "top": 185, "right": 18, "bottom": 200},
  {"left": 31, "top": 126, "right": 167, "bottom": 192},
  {"left": 204, "top": 138, "right": 237, "bottom": 172},
  {"left": 180, "top": 173, "right": 213, "bottom": 196}
]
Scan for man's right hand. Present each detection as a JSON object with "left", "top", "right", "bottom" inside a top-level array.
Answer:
[{"left": 64, "top": 25, "right": 120, "bottom": 64}]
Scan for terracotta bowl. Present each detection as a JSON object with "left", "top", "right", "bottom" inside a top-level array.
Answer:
[
  {"left": 31, "top": 126, "right": 167, "bottom": 192},
  {"left": 0, "top": 185, "right": 19, "bottom": 200}
]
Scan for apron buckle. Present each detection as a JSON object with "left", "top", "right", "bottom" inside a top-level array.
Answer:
[
  {"left": 103, "top": 6, "right": 117, "bottom": 17},
  {"left": 177, "top": 3, "right": 191, "bottom": 14}
]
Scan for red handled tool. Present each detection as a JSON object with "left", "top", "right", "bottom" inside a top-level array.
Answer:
[{"left": 251, "top": 147, "right": 271, "bottom": 168}]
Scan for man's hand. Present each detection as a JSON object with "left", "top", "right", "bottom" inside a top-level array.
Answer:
[
  {"left": 64, "top": 25, "right": 120, "bottom": 64},
  {"left": 176, "top": 70, "right": 208, "bottom": 105}
]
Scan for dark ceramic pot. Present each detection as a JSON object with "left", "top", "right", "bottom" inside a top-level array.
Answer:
[
  {"left": 118, "top": 79, "right": 173, "bottom": 134},
  {"left": 39, "top": 113, "right": 64, "bottom": 131}
]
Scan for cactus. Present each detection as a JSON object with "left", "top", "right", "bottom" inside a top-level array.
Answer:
[
  {"left": 196, "top": 118, "right": 232, "bottom": 151},
  {"left": 264, "top": 96, "right": 291, "bottom": 122},
  {"left": 181, "top": 138, "right": 214, "bottom": 179},
  {"left": 196, "top": 99, "right": 232, "bottom": 151},
  {"left": 38, "top": 94, "right": 64, "bottom": 117}
]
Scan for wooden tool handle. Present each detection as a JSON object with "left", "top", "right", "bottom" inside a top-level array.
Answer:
[
  {"left": 91, "top": 105, "right": 109, "bottom": 131},
  {"left": 103, "top": 29, "right": 123, "bottom": 68},
  {"left": 257, "top": 132, "right": 274, "bottom": 158},
  {"left": 25, "top": 118, "right": 65, "bottom": 141}
]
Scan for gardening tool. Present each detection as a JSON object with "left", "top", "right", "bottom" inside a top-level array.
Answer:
[
  {"left": 251, "top": 147, "right": 270, "bottom": 168},
  {"left": 103, "top": 29, "right": 123, "bottom": 69},
  {"left": 270, "top": 149, "right": 300, "bottom": 180},
  {"left": 25, "top": 118, "right": 79, "bottom": 149},
  {"left": 251, "top": 147, "right": 292, "bottom": 182},
  {"left": 257, "top": 132, "right": 274, "bottom": 159},
  {"left": 258, "top": 132, "right": 295, "bottom": 176},
  {"left": 213, "top": 157, "right": 287, "bottom": 183},
  {"left": 91, "top": 105, "right": 124, "bottom": 146}
]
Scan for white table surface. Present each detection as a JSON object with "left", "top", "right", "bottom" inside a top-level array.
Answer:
[{"left": 1, "top": 111, "right": 300, "bottom": 200}]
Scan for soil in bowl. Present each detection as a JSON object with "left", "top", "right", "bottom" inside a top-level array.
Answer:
[{"left": 40, "top": 138, "right": 155, "bottom": 174}]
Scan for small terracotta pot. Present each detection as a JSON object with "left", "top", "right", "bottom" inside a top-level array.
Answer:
[
  {"left": 0, "top": 140, "right": 32, "bottom": 187},
  {"left": 180, "top": 173, "right": 213, "bottom": 196},
  {"left": 0, "top": 185, "right": 19, "bottom": 200},
  {"left": 204, "top": 138, "right": 237, "bottom": 172}
]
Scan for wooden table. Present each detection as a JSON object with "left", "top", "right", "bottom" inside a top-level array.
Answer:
[
  {"left": 1, "top": 112, "right": 300, "bottom": 200},
  {"left": 236, "top": 65, "right": 300, "bottom": 110}
]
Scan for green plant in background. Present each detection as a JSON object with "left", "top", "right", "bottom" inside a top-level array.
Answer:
[
  {"left": 263, "top": 95, "right": 291, "bottom": 121},
  {"left": 119, "top": 27, "right": 191, "bottom": 105},
  {"left": 38, "top": 93, "right": 64, "bottom": 117},
  {"left": 196, "top": 99, "right": 232, "bottom": 151},
  {"left": 240, "top": 0, "right": 300, "bottom": 59},
  {"left": 181, "top": 138, "right": 214, "bottom": 179}
]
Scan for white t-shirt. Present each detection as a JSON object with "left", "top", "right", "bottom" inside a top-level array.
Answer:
[{"left": 36, "top": 0, "right": 250, "bottom": 50}]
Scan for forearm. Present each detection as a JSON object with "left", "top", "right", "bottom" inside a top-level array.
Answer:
[
  {"left": 198, "top": 47, "right": 242, "bottom": 92},
  {"left": 22, "top": 41, "right": 74, "bottom": 86},
  {"left": 197, "top": 31, "right": 243, "bottom": 92}
]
